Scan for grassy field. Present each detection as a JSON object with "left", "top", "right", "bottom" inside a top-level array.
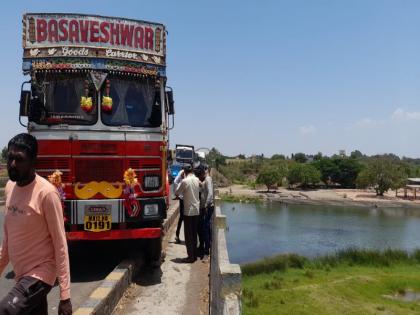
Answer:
[{"left": 242, "top": 250, "right": 420, "bottom": 315}]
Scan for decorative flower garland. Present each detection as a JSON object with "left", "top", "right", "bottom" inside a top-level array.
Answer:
[
  {"left": 48, "top": 170, "right": 67, "bottom": 221},
  {"left": 80, "top": 79, "right": 93, "bottom": 113},
  {"left": 102, "top": 79, "right": 113, "bottom": 113},
  {"left": 123, "top": 168, "right": 141, "bottom": 217}
]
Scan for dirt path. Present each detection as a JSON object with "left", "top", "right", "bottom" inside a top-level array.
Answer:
[{"left": 113, "top": 218, "right": 209, "bottom": 315}]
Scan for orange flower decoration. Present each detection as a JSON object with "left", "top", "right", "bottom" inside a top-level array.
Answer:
[
  {"left": 123, "top": 168, "right": 138, "bottom": 187},
  {"left": 48, "top": 170, "right": 63, "bottom": 188}
]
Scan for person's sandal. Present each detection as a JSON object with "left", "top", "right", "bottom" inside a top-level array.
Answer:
[{"left": 175, "top": 236, "right": 181, "bottom": 244}]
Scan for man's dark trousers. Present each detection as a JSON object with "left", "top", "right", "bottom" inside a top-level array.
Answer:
[
  {"left": 197, "top": 207, "right": 205, "bottom": 253},
  {"left": 175, "top": 199, "right": 184, "bottom": 239},
  {"left": 184, "top": 215, "right": 199, "bottom": 261},
  {"left": 0, "top": 276, "right": 52, "bottom": 315},
  {"left": 203, "top": 205, "right": 214, "bottom": 255}
]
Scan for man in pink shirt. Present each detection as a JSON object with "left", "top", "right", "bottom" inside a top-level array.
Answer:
[{"left": 0, "top": 133, "right": 72, "bottom": 315}]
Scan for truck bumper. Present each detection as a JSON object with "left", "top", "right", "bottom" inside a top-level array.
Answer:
[
  {"left": 66, "top": 227, "right": 161, "bottom": 241},
  {"left": 64, "top": 197, "right": 167, "bottom": 225}
]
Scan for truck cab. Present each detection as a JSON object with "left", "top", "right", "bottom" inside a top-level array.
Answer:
[{"left": 19, "top": 13, "right": 175, "bottom": 262}]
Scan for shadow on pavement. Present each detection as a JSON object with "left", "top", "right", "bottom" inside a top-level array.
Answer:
[
  {"left": 170, "top": 257, "right": 196, "bottom": 264},
  {"left": 68, "top": 240, "right": 143, "bottom": 283}
]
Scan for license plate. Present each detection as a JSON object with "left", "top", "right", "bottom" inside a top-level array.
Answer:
[
  {"left": 84, "top": 215, "right": 112, "bottom": 232},
  {"left": 85, "top": 205, "right": 111, "bottom": 216}
]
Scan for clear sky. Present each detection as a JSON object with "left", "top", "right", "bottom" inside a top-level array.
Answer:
[{"left": 1, "top": 1, "right": 420, "bottom": 158}]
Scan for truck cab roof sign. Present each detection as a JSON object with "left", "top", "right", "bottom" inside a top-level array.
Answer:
[{"left": 23, "top": 13, "right": 166, "bottom": 67}]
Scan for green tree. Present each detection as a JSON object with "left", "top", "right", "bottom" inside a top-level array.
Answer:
[
  {"left": 313, "top": 152, "right": 323, "bottom": 161},
  {"left": 411, "top": 166, "right": 420, "bottom": 177},
  {"left": 350, "top": 150, "right": 363, "bottom": 159},
  {"left": 356, "top": 157, "right": 407, "bottom": 196},
  {"left": 256, "top": 161, "right": 288, "bottom": 191},
  {"left": 332, "top": 158, "right": 362, "bottom": 188},
  {"left": 312, "top": 157, "right": 339, "bottom": 186},
  {"left": 269, "top": 160, "right": 288, "bottom": 182},
  {"left": 256, "top": 165, "right": 281, "bottom": 192},
  {"left": 206, "top": 147, "right": 226, "bottom": 170},
  {"left": 1, "top": 146, "right": 7, "bottom": 162},
  {"left": 288, "top": 163, "right": 321, "bottom": 188},
  {"left": 271, "top": 154, "right": 285, "bottom": 160},
  {"left": 312, "top": 157, "right": 361, "bottom": 188},
  {"left": 293, "top": 152, "right": 307, "bottom": 163}
]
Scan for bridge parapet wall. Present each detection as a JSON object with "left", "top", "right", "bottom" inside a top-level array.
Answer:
[{"left": 210, "top": 193, "right": 242, "bottom": 314}]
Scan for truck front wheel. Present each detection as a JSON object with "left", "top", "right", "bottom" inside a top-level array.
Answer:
[{"left": 146, "top": 236, "right": 162, "bottom": 267}]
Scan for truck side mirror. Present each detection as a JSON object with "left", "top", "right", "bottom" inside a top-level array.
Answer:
[
  {"left": 166, "top": 90, "right": 175, "bottom": 115},
  {"left": 19, "top": 90, "right": 31, "bottom": 117}
]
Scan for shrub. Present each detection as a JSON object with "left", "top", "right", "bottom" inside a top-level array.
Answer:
[
  {"left": 242, "top": 248, "right": 420, "bottom": 276},
  {"left": 262, "top": 279, "right": 282, "bottom": 290},
  {"left": 412, "top": 249, "right": 420, "bottom": 263},
  {"left": 242, "top": 254, "right": 307, "bottom": 276},
  {"left": 304, "top": 270, "right": 315, "bottom": 279},
  {"left": 243, "top": 289, "right": 260, "bottom": 308},
  {"left": 336, "top": 248, "right": 410, "bottom": 266}
]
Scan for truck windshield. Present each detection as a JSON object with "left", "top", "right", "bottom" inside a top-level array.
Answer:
[
  {"left": 176, "top": 149, "right": 194, "bottom": 160},
  {"left": 32, "top": 74, "right": 97, "bottom": 125},
  {"left": 101, "top": 76, "right": 162, "bottom": 128}
]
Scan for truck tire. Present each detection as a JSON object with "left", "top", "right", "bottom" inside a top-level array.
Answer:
[{"left": 146, "top": 236, "right": 162, "bottom": 267}]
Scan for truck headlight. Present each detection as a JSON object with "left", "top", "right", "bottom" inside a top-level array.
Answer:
[
  {"left": 144, "top": 204, "right": 159, "bottom": 216},
  {"left": 143, "top": 175, "right": 161, "bottom": 190}
]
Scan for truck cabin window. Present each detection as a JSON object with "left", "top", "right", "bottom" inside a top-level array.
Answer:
[
  {"left": 31, "top": 74, "right": 97, "bottom": 125},
  {"left": 176, "top": 149, "right": 194, "bottom": 160},
  {"left": 101, "top": 76, "right": 162, "bottom": 128}
]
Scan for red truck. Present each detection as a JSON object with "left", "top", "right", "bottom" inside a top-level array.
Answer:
[{"left": 19, "top": 13, "right": 175, "bottom": 262}]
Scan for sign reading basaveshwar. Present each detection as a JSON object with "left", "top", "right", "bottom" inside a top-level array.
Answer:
[{"left": 23, "top": 13, "right": 166, "bottom": 66}]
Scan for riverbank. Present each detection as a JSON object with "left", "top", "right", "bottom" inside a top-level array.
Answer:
[
  {"left": 242, "top": 249, "right": 420, "bottom": 315},
  {"left": 219, "top": 185, "right": 420, "bottom": 208}
]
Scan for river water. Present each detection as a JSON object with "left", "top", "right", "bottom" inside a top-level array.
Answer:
[{"left": 221, "top": 201, "right": 420, "bottom": 264}]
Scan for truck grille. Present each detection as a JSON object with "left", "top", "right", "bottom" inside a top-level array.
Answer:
[
  {"left": 37, "top": 158, "right": 69, "bottom": 169},
  {"left": 75, "top": 159, "right": 124, "bottom": 183},
  {"left": 128, "top": 159, "right": 160, "bottom": 170},
  {"left": 36, "top": 158, "right": 70, "bottom": 182}
]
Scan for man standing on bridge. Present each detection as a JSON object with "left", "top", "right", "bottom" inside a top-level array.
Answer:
[
  {"left": 175, "top": 164, "right": 200, "bottom": 263},
  {"left": 0, "top": 133, "right": 72, "bottom": 315},
  {"left": 199, "top": 165, "right": 214, "bottom": 259},
  {"left": 173, "top": 169, "right": 185, "bottom": 244}
]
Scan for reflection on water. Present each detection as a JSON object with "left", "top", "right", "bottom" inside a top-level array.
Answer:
[{"left": 221, "top": 202, "right": 420, "bottom": 264}]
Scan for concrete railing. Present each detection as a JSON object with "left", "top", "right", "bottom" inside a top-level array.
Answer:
[{"left": 210, "top": 195, "right": 242, "bottom": 314}]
